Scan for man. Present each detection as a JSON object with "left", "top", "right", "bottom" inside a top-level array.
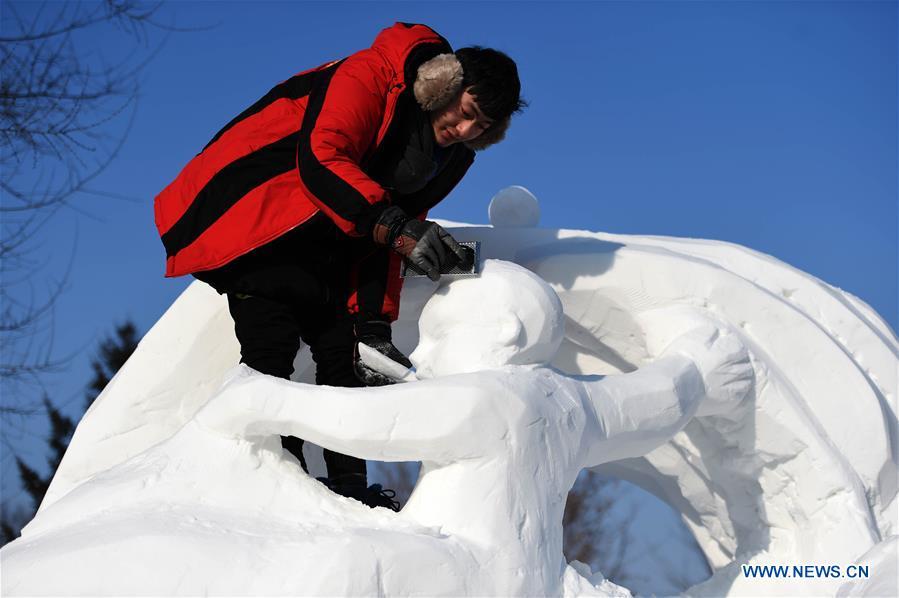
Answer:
[{"left": 154, "top": 23, "right": 525, "bottom": 509}]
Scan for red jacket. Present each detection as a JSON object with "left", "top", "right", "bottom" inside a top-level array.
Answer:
[{"left": 154, "top": 23, "right": 474, "bottom": 320}]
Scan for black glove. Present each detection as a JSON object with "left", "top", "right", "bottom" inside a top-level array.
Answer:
[
  {"left": 372, "top": 206, "right": 468, "bottom": 282},
  {"left": 353, "top": 319, "right": 412, "bottom": 387}
]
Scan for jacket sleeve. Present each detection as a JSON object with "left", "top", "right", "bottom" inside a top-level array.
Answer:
[
  {"left": 348, "top": 147, "right": 476, "bottom": 323},
  {"left": 296, "top": 53, "right": 396, "bottom": 238}
]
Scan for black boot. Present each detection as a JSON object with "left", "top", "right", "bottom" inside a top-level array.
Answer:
[{"left": 317, "top": 474, "right": 401, "bottom": 512}]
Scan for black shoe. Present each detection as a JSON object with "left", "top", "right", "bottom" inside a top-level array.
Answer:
[
  {"left": 317, "top": 476, "right": 401, "bottom": 512},
  {"left": 355, "top": 484, "right": 401, "bottom": 512}
]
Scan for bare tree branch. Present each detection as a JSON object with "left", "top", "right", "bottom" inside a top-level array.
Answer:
[
  {"left": 0, "top": 2, "right": 163, "bottom": 43},
  {"left": 0, "top": 0, "right": 174, "bottom": 411}
]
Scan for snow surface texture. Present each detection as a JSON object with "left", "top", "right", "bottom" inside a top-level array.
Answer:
[{"left": 3, "top": 188, "right": 897, "bottom": 596}]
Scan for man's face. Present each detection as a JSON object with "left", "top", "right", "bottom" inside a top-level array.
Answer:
[
  {"left": 409, "top": 277, "right": 520, "bottom": 379},
  {"left": 410, "top": 282, "right": 486, "bottom": 378},
  {"left": 430, "top": 88, "right": 494, "bottom": 147}
]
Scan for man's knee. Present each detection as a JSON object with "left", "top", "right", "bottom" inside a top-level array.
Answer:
[
  {"left": 308, "top": 315, "right": 362, "bottom": 388},
  {"left": 227, "top": 294, "right": 302, "bottom": 379}
]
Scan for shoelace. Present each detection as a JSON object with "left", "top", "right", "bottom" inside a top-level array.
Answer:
[
  {"left": 317, "top": 476, "right": 401, "bottom": 512},
  {"left": 367, "top": 484, "right": 401, "bottom": 512}
]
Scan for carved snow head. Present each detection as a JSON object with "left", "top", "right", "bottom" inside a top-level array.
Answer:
[{"left": 411, "top": 260, "right": 564, "bottom": 378}]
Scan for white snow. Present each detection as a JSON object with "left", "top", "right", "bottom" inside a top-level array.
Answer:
[
  {"left": 1, "top": 188, "right": 896, "bottom": 597},
  {"left": 411, "top": 260, "right": 565, "bottom": 377},
  {"left": 488, "top": 184, "right": 541, "bottom": 227},
  {"left": 836, "top": 536, "right": 898, "bottom": 598}
]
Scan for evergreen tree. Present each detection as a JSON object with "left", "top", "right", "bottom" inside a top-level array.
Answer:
[
  {"left": 13, "top": 397, "right": 75, "bottom": 511},
  {"left": 1, "top": 321, "right": 140, "bottom": 546},
  {"left": 85, "top": 322, "right": 139, "bottom": 409}
]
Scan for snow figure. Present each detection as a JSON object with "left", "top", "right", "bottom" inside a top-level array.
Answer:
[
  {"left": 5, "top": 213, "right": 896, "bottom": 596},
  {"left": 1, "top": 260, "right": 753, "bottom": 597},
  {"left": 509, "top": 242, "right": 897, "bottom": 597}
]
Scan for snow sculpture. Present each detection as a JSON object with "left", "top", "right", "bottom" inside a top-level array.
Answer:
[
  {"left": 515, "top": 244, "right": 897, "bottom": 597},
  {"left": 488, "top": 184, "right": 540, "bottom": 227},
  {"left": 4, "top": 195, "right": 896, "bottom": 596},
  {"left": 1, "top": 260, "right": 753, "bottom": 597}
]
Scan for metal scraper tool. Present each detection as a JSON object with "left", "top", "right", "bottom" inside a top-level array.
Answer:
[
  {"left": 357, "top": 342, "right": 419, "bottom": 383},
  {"left": 400, "top": 241, "right": 481, "bottom": 279}
]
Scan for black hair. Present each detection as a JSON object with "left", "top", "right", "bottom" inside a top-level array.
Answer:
[{"left": 454, "top": 46, "right": 527, "bottom": 122}]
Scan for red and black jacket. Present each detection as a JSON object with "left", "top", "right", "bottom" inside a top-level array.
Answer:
[{"left": 154, "top": 23, "right": 475, "bottom": 321}]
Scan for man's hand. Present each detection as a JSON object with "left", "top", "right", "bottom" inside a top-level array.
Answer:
[
  {"left": 356, "top": 342, "right": 418, "bottom": 384},
  {"left": 663, "top": 325, "right": 754, "bottom": 418},
  {"left": 372, "top": 206, "right": 468, "bottom": 281},
  {"left": 639, "top": 306, "right": 754, "bottom": 418},
  {"left": 353, "top": 319, "right": 414, "bottom": 386}
]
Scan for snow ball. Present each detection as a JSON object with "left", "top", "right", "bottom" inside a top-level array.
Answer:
[{"left": 488, "top": 185, "right": 540, "bottom": 227}]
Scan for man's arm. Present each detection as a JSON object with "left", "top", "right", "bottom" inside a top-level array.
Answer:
[
  {"left": 581, "top": 326, "right": 753, "bottom": 466},
  {"left": 196, "top": 367, "right": 505, "bottom": 464},
  {"left": 296, "top": 52, "right": 395, "bottom": 237},
  {"left": 582, "top": 354, "right": 704, "bottom": 466}
]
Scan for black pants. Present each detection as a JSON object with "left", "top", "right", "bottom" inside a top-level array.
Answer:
[
  {"left": 195, "top": 219, "right": 369, "bottom": 488},
  {"left": 226, "top": 292, "right": 366, "bottom": 485}
]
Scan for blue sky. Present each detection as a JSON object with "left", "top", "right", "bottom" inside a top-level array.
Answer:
[{"left": 2, "top": 0, "right": 896, "bottom": 525}]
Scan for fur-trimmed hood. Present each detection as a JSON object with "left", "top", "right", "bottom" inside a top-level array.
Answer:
[{"left": 413, "top": 53, "right": 509, "bottom": 151}]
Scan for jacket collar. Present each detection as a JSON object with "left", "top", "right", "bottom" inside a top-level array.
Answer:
[{"left": 413, "top": 52, "right": 510, "bottom": 151}]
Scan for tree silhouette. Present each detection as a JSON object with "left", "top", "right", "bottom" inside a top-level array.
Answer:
[
  {"left": 0, "top": 0, "right": 177, "bottom": 543},
  {"left": 1, "top": 0, "right": 169, "bottom": 412},
  {"left": 1, "top": 321, "right": 140, "bottom": 546},
  {"left": 563, "top": 471, "right": 634, "bottom": 582},
  {"left": 85, "top": 321, "right": 139, "bottom": 409}
]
